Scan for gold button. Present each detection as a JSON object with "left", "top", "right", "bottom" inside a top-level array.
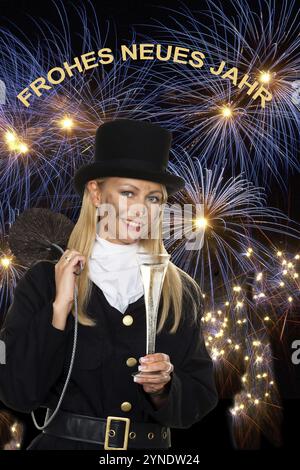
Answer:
[
  {"left": 148, "top": 432, "right": 155, "bottom": 439},
  {"left": 129, "top": 432, "right": 136, "bottom": 439},
  {"left": 121, "top": 401, "right": 132, "bottom": 412},
  {"left": 126, "top": 357, "right": 137, "bottom": 367},
  {"left": 122, "top": 315, "right": 133, "bottom": 326}
]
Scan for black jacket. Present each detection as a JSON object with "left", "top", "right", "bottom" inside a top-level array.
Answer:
[{"left": 0, "top": 260, "right": 218, "bottom": 449}]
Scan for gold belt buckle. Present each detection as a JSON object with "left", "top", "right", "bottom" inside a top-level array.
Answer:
[{"left": 104, "top": 416, "right": 131, "bottom": 450}]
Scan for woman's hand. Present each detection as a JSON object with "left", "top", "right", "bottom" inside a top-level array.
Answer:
[
  {"left": 133, "top": 353, "right": 174, "bottom": 396},
  {"left": 52, "top": 249, "right": 86, "bottom": 330}
]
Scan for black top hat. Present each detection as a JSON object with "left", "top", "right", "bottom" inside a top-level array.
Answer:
[{"left": 73, "top": 119, "right": 185, "bottom": 197}]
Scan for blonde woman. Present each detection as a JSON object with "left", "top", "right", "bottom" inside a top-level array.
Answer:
[{"left": 0, "top": 119, "right": 218, "bottom": 450}]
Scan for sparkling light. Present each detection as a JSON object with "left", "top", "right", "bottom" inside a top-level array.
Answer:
[
  {"left": 259, "top": 71, "right": 272, "bottom": 84},
  {"left": 60, "top": 117, "right": 74, "bottom": 130},
  {"left": 1, "top": 257, "right": 11, "bottom": 268},
  {"left": 195, "top": 217, "right": 208, "bottom": 229},
  {"left": 221, "top": 106, "right": 232, "bottom": 118}
]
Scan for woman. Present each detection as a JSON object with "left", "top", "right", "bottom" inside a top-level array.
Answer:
[{"left": 0, "top": 119, "right": 218, "bottom": 450}]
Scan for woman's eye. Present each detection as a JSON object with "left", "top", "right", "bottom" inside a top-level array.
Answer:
[
  {"left": 120, "top": 191, "right": 160, "bottom": 203},
  {"left": 148, "top": 196, "right": 160, "bottom": 203}
]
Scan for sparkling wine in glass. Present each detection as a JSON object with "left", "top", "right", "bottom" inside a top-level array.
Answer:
[{"left": 132, "top": 252, "right": 170, "bottom": 378}]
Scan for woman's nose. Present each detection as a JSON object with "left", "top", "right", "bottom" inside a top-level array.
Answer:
[{"left": 129, "top": 203, "right": 147, "bottom": 218}]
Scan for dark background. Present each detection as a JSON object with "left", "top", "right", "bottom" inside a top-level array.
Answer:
[{"left": 0, "top": 0, "right": 299, "bottom": 453}]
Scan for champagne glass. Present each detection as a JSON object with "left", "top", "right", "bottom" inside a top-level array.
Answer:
[{"left": 132, "top": 252, "right": 170, "bottom": 378}]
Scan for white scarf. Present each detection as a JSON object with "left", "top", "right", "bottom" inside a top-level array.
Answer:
[{"left": 88, "top": 233, "right": 145, "bottom": 313}]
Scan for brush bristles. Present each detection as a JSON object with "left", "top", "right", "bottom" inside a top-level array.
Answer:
[{"left": 8, "top": 208, "right": 74, "bottom": 267}]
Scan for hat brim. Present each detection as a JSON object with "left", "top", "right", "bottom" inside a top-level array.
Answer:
[{"left": 73, "top": 162, "right": 186, "bottom": 197}]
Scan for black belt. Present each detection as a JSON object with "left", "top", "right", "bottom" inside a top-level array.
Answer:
[{"left": 42, "top": 409, "right": 171, "bottom": 450}]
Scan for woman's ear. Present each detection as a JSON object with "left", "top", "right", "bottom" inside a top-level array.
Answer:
[{"left": 86, "top": 180, "right": 101, "bottom": 207}]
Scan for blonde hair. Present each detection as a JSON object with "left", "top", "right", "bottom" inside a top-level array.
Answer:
[{"left": 67, "top": 178, "right": 203, "bottom": 334}]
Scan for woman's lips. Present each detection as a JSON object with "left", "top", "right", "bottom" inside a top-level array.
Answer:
[{"left": 122, "top": 219, "right": 143, "bottom": 232}]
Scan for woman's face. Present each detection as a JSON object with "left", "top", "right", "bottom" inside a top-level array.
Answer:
[{"left": 87, "top": 177, "right": 164, "bottom": 244}]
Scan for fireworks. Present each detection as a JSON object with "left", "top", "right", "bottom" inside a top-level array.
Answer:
[
  {"left": 164, "top": 154, "right": 300, "bottom": 297},
  {"left": 0, "top": 2, "right": 160, "bottom": 212},
  {"left": 141, "top": 0, "right": 300, "bottom": 188},
  {"left": 161, "top": 153, "right": 300, "bottom": 445}
]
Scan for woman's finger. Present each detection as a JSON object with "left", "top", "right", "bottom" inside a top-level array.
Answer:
[
  {"left": 138, "top": 361, "right": 172, "bottom": 373},
  {"left": 134, "top": 373, "right": 171, "bottom": 384},
  {"left": 139, "top": 353, "right": 169, "bottom": 363}
]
